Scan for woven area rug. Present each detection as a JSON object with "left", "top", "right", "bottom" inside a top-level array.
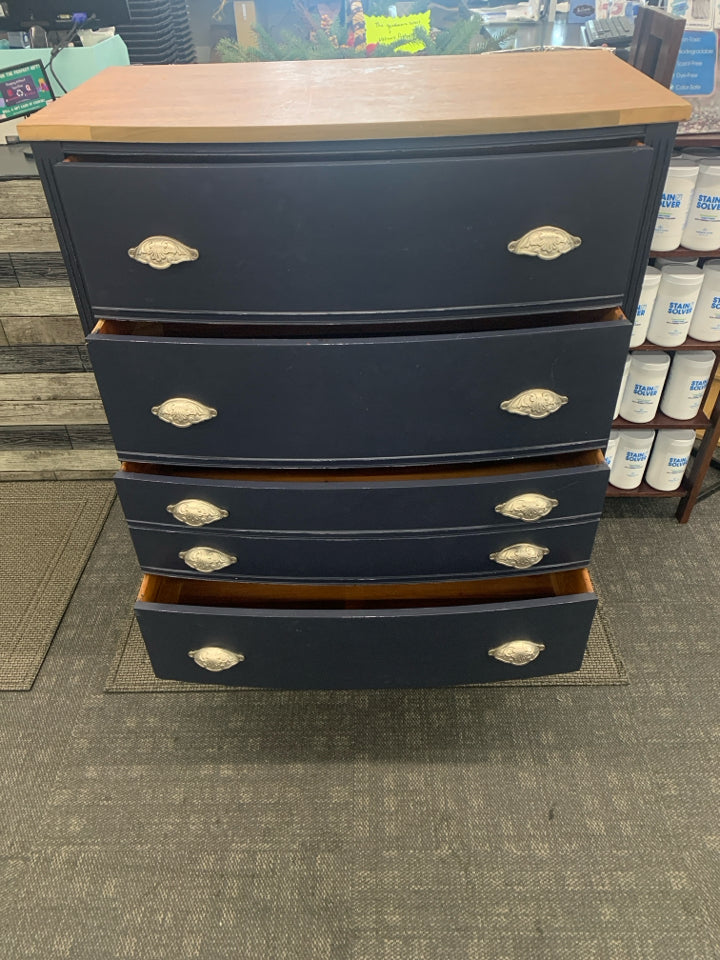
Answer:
[
  {"left": 105, "top": 603, "right": 626, "bottom": 692},
  {"left": 0, "top": 480, "right": 115, "bottom": 690}
]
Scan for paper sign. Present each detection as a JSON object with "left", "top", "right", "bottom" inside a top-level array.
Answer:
[
  {"left": 365, "top": 13, "right": 431, "bottom": 52},
  {"left": 672, "top": 30, "right": 718, "bottom": 97}
]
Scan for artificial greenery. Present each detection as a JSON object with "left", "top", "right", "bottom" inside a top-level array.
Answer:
[{"left": 216, "top": 6, "right": 514, "bottom": 62}]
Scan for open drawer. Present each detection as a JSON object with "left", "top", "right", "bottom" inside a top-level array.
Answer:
[{"left": 135, "top": 568, "right": 598, "bottom": 688}]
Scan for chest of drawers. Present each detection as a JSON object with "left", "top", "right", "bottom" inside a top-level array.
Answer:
[{"left": 21, "top": 52, "right": 689, "bottom": 688}]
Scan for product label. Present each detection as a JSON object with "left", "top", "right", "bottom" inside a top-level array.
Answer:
[
  {"left": 660, "top": 192, "right": 685, "bottom": 209},
  {"left": 690, "top": 378, "right": 709, "bottom": 392},
  {"left": 626, "top": 451, "right": 649, "bottom": 462},
  {"left": 712, "top": 296, "right": 720, "bottom": 309},
  {"left": 634, "top": 383, "right": 659, "bottom": 397},
  {"left": 668, "top": 301, "right": 694, "bottom": 315},
  {"left": 668, "top": 456, "right": 689, "bottom": 468},
  {"left": 695, "top": 193, "right": 720, "bottom": 211},
  {"left": 637, "top": 303, "right": 647, "bottom": 317}
]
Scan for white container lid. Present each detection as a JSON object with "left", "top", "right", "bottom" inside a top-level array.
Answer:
[
  {"left": 668, "top": 158, "right": 700, "bottom": 177},
  {"left": 641, "top": 266, "right": 661, "bottom": 289},
  {"left": 632, "top": 352, "right": 671, "bottom": 369},
  {"left": 682, "top": 147, "right": 720, "bottom": 158},
  {"left": 654, "top": 256, "right": 699, "bottom": 268},
  {"left": 621, "top": 429, "right": 655, "bottom": 442},
  {"left": 661, "top": 264, "right": 704, "bottom": 283},
  {"left": 674, "top": 350, "right": 716, "bottom": 365},
  {"left": 657, "top": 429, "right": 697, "bottom": 444},
  {"left": 697, "top": 158, "right": 720, "bottom": 176}
]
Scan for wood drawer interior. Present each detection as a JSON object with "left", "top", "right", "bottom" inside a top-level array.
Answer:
[
  {"left": 121, "top": 449, "right": 605, "bottom": 483},
  {"left": 94, "top": 308, "right": 626, "bottom": 341},
  {"left": 138, "top": 568, "right": 594, "bottom": 611}
]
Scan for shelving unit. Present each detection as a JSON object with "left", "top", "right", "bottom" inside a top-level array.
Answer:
[{"left": 607, "top": 335, "right": 720, "bottom": 521}]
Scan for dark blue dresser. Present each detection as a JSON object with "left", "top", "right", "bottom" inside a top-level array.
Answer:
[{"left": 20, "top": 52, "right": 690, "bottom": 687}]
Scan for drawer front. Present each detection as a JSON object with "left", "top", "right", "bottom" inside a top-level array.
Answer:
[
  {"left": 135, "top": 586, "right": 598, "bottom": 689},
  {"left": 115, "top": 459, "right": 609, "bottom": 534},
  {"left": 89, "top": 320, "right": 629, "bottom": 468},
  {"left": 56, "top": 146, "right": 652, "bottom": 322},
  {"left": 126, "top": 518, "right": 600, "bottom": 583}
]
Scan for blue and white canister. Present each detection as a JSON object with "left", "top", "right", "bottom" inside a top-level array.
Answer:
[
  {"left": 647, "top": 265, "right": 704, "bottom": 348},
  {"left": 629, "top": 267, "right": 661, "bottom": 348},
  {"left": 609, "top": 430, "right": 655, "bottom": 489},
  {"left": 619, "top": 352, "right": 671, "bottom": 423},
  {"left": 645, "top": 429, "right": 696, "bottom": 491},
  {"left": 651, "top": 158, "right": 699, "bottom": 252}
]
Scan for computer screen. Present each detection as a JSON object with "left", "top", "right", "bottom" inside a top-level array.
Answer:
[{"left": 0, "top": 60, "right": 54, "bottom": 122}]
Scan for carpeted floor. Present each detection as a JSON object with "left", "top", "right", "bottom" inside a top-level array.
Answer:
[
  {"left": 1, "top": 492, "right": 719, "bottom": 959},
  {"left": 0, "top": 481, "right": 115, "bottom": 690}
]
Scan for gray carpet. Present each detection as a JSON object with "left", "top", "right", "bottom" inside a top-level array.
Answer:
[
  {"left": 1, "top": 494, "right": 719, "bottom": 959},
  {"left": 0, "top": 480, "right": 115, "bottom": 690}
]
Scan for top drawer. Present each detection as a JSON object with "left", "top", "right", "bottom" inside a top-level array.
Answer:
[{"left": 54, "top": 144, "right": 653, "bottom": 324}]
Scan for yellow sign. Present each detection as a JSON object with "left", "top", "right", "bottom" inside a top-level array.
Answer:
[{"left": 365, "top": 13, "right": 431, "bottom": 53}]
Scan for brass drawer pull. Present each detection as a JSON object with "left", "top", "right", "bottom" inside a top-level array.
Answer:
[
  {"left": 128, "top": 235, "right": 199, "bottom": 270},
  {"left": 490, "top": 543, "right": 549, "bottom": 570},
  {"left": 151, "top": 397, "right": 217, "bottom": 428},
  {"left": 507, "top": 226, "right": 581, "bottom": 261},
  {"left": 188, "top": 646, "right": 245, "bottom": 672},
  {"left": 179, "top": 546, "right": 237, "bottom": 572},
  {"left": 167, "top": 499, "right": 229, "bottom": 527},
  {"left": 495, "top": 493, "right": 559, "bottom": 522},
  {"left": 489, "top": 640, "right": 545, "bottom": 666},
  {"left": 500, "top": 388, "right": 568, "bottom": 419}
]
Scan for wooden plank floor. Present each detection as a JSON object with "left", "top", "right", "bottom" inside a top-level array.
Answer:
[{"left": 0, "top": 170, "right": 115, "bottom": 479}]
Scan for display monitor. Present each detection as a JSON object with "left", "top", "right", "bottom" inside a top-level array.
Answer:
[{"left": 0, "top": 59, "right": 54, "bottom": 122}]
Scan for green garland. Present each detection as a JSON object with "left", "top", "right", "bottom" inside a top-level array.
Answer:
[{"left": 216, "top": 10, "right": 514, "bottom": 62}]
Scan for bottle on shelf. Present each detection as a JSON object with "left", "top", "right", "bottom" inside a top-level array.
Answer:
[
  {"left": 652, "top": 158, "right": 699, "bottom": 252},
  {"left": 614, "top": 355, "right": 632, "bottom": 419},
  {"left": 681, "top": 158, "right": 720, "bottom": 251},
  {"left": 605, "top": 430, "right": 621, "bottom": 469},
  {"left": 619, "top": 352, "right": 671, "bottom": 422},
  {"left": 629, "top": 266, "right": 661, "bottom": 348},
  {"left": 659, "top": 351, "right": 716, "bottom": 419},
  {"left": 689, "top": 259, "right": 720, "bottom": 341},
  {"left": 646, "top": 264, "right": 704, "bottom": 347},
  {"left": 609, "top": 430, "right": 655, "bottom": 489},
  {"left": 645, "top": 429, "right": 696, "bottom": 491}
]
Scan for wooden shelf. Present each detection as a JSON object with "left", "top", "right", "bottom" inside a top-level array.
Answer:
[
  {"left": 612, "top": 411, "right": 710, "bottom": 430},
  {"left": 650, "top": 246, "right": 720, "bottom": 259},
  {"left": 606, "top": 480, "right": 688, "bottom": 498},
  {"left": 631, "top": 337, "right": 720, "bottom": 352}
]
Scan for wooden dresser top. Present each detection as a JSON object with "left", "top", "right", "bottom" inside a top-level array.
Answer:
[{"left": 19, "top": 50, "right": 690, "bottom": 144}]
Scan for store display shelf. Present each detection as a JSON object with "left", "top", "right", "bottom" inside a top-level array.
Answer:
[
  {"left": 650, "top": 247, "right": 720, "bottom": 259},
  {"left": 612, "top": 411, "right": 710, "bottom": 430},
  {"left": 631, "top": 337, "right": 720, "bottom": 352},
  {"left": 606, "top": 480, "right": 688, "bottom": 498}
]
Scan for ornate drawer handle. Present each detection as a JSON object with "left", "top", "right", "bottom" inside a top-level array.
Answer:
[
  {"left": 151, "top": 398, "right": 217, "bottom": 428},
  {"left": 495, "top": 493, "right": 559, "bottom": 522},
  {"left": 500, "top": 389, "right": 568, "bottom": 420},
  {"left": 167, "top": 499, "right": 229, "bottom": 527},
  {"left": 128, "top": 235, "right": 199, "bottom": 270},
  {"left": 188, "top": 646, "right": 245, "bottom": 672},
  {"left": 508, "top": 226, "right": 581, "bottom": 261},
  {"left": 179, "top": 546, "right": 237, "bottom": 572},
  {"left": 490, "top": 542, "right": 549, "bottom": 569},
  {"left": 488, "top": 639, "right": 545, "bottom": 666}
]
